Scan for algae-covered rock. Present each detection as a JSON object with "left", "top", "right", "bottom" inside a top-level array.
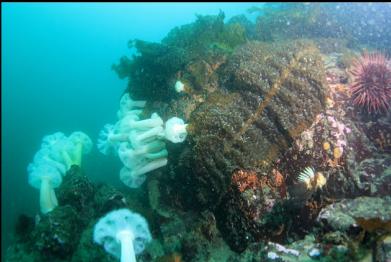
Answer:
[
  {"left": 227, "top": 14, "right": 257, "bottom": 40},
  {"left": 228, "top": 232, "right": 372, "bottom": 261},
  {"left": 162, "top": 11, "right": 246, "bottom": 57},
  {"left": 92, "top": 184, "right": 128, "bottom": 217},
  {"left": 214, "top": 169, "right": 265, "bottom": 252},
  {"left": 144, "top": 210, "right": 225, "bottom": 261},
  {"left": 252, "top": 3, "right": 391, "bottom": 54},
  {"left": 216, "top": 183, "right": 302, "bottom": 254},
  {"left": 71, "top": 221, "right": 116, "bottom": 262},
  {"left": 148, "top": 178, "right": 177, "bottom": 218},
  {"left": 112, "top": 40, "right": 188, "bottom": 101},
  {"left": 253, "top": 3, "right": 348, "bottom": 42},
  {"left": 348, "top": 154, "right": 391, "bottom": 197},
  {"left": 31, "top": 205, "right": 82, "bottom": 260},
  {"left": 317, "top": 196, "right": 391, "bottom": 233},
  {"left": 13, "top": 214, "right": 35, "bottom": 243},
  {"left": 112, "top": 11, "right": 247, "bottom": 101},
  {"left": 57, "top": 166, "right": 95, "bottom": 226},
  {"left": 177, "top": 211, "right": 229, "bottom": 262},
  {"left": 376, "top": 234, "right": 391, "bottom": 262},
  {"left": 272, "top": 49, "right": 391, "bottom": 202},
  {"left": 222, "top": 40, "right": 326, "bottom": 140},
  {"left": 187, "top": 40, "right": 326, "bottom": 209},
  {"left": 5, "top": 242, "right": 42, "bottom": 262}
]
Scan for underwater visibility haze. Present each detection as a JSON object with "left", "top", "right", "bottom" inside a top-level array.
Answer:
[{"left": 2, "top": 2, "right": 391, "bottom": 262}]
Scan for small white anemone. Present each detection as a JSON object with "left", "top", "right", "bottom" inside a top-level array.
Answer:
[
  {"left": 175, "top": 80, "right": 185, "bottom": 93},
  {"left": 163, "top": 117, "right": 188, "bottom": 143}
]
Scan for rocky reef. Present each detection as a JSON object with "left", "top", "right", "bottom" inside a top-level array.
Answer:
[
  {"left": 7, "top": 5, "right": 391, "bottom": 262},
  {"left": 186, "top": 40, "right": 326, "bottom": 208}
]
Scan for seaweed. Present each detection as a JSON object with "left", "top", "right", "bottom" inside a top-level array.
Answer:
[{"left": 112, "top": 11, "right": 247, "bottom": 101}]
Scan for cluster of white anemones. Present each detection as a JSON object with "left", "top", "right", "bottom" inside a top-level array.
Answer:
[
  {"left": 27, "top": 131, "right": 93, "bottom": 214},
  {"left": 97, "top": 93, "right": 188, "bottom": 188}
]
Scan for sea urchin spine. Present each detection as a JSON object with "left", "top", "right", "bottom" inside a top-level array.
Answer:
[{"left": 350, "top": 52, "right": 391, "bottom": 113}]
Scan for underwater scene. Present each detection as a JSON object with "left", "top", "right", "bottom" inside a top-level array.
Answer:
[{"left": 2, "top": 2, "right": 391, "bottom": 261}]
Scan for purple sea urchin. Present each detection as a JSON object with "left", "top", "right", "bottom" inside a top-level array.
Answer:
[{"left": 350, "top": 52, "right": 391, "bottom": 113}]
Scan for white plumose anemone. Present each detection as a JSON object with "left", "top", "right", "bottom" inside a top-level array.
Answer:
[
  {"left": 163, "top": 117, "right": 188, "bottom": 143},
  {"left": 174, "top": 80, "right": 185, "bottom": 93},
  {"left": 93, "top": 209, "right": 152, "bottom": 262}
]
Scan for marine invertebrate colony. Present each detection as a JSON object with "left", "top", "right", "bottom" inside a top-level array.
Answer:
[
  {"left": 350, "top": 52, "right": 391, "bottom": 113},
  {"left": 231, "top": 169, "right": 261, "bottom": 193},
  {"left": 98, "top": 93, "right": 188, "bottom": 188}
]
